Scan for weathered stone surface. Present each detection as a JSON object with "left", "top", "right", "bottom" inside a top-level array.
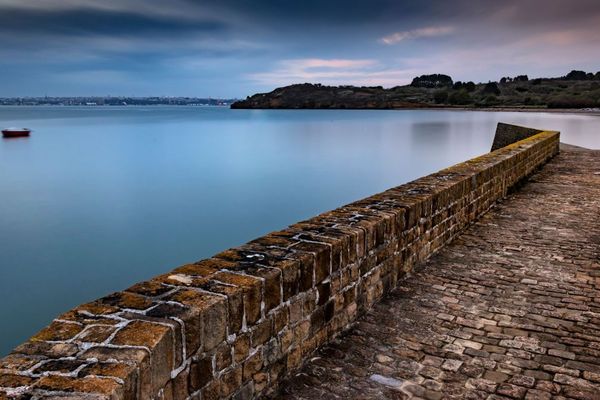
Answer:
[
  {"left": 212, "top": 271, "right": 263, "bottom": 326},
  {"left": 30, "top": 321, "right": 84, "bottom": 342},
  {"left": 189, "top": 355, "right": 213, "bottom": 392},
  {"left": 98, "top": 291, "right": 153, "bottom": 310},
  {"left": 0, "top": 374, "right": 34, "bottom": 389},
  {"left": 165, "top": 288, "right": 227, "bottom": 353},
  {"left": 34, "top": 375, "right": 124, "bottom": 397},
  {"left": 215, "top": 249, "right": 283, "bottom": 312}
]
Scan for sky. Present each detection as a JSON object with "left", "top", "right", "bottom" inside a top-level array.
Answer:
[{"left": 1, "top": 0, "right": 600, "bottom": 98}]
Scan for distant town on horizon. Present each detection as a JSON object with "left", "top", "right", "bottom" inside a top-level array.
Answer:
[{"left": 0, "top": 96, "right": 238, "bottom": 106}]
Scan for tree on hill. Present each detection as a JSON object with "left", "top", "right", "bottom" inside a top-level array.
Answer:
[
  {"left": 482, "top": 82, "right": 501, "bottom": 96},
  {"left": 464, "top": 81, "right": 476, "bottom": 92},
  {"left": 565, "top": 70, "right": 589, "bottom": 80},
  {"left": 501, "top": 75, "right": 528, "bottom": 83},
  {"left": 452, "top": 81, "right": 475, "bottom": 92},
  {"left": 410, "top": 74, "right": 453, "bottom": 88}
]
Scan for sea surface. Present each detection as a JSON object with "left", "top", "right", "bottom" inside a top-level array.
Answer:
[{"left": 0, "top": 106, "right": 598, "bottom": 356}]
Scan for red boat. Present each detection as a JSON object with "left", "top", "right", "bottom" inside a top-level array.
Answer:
[{"left": 2, "top": 128, "right": 31, "bottom": 138}]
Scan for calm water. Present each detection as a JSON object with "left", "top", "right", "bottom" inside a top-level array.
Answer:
[{"left": 0, "top": 106, "right": 598, "bottom": 355}]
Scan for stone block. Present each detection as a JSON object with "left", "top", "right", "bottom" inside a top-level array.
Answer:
[
  {"left": 166, "top": 289, "right": 227, "bottom": 353},
  {"left": 189, "top": 355, "right": 213, "bottom": 392},
  {"left": 212, "top": 271, "right": 263, "bottom": 325},
  {"left": 30, "top": 320, "right": 84, "bottom": 342},
  {"left": 34, "top": 375, "right": 124, "bottom": 398},
  {"left": 243, "top": 350, "right": 264, "bottom": 381},
  {"left": 220, "top": 366, "right": 243, "bottom": 398},
  {"left": 292, "top": 241, "right": 331, "bottom": 284},
  {"left": 214, "top": 249, "right": 282, "bottom": 312},
  {"left": 233, "top": 333, "right": 251, "bottom": 363}
]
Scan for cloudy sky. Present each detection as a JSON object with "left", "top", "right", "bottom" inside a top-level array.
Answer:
[{"left": 1, "top": 0, "right": 599, "bottom": 98}]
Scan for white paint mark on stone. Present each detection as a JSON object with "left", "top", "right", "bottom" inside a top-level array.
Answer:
[
  {"left": 4, "top": 386, "right": 30, "bottom": 396},
  {"left": 376, "top": 354, "right": 394, "bottom": 363},
  {"left": 245, "top": 253, "right": 264, "bottom": 260},
  {"left": 370, "top": 374, "right": 404, "bottom": 389},
  {"left": 521, "top": 278, "right": 538, "bottom": 285},
  {"left": 168, "top": 274, "right": 193, "bottom": 285}
]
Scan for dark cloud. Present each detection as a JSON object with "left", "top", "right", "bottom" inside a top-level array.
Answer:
[
  {"left": 0, "top": 8, "right": 226, "bottom": 38},
  {"left": 201, "top": 0, "right": 427, "bottom": 26}
]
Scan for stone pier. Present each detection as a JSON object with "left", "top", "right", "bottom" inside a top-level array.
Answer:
[{"left": 272, "top": 145, "right": 600, "bottom": 400}]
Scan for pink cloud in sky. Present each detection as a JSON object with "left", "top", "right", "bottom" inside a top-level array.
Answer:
[
  {"left": 248, "top": 58, "right": 419, "bottom": 87},
  {"left": 380, "top": 26, "right": 455, "bottom": 44},
  {"left": 295, "top": 59, "right": 377, "bottom": 69}
]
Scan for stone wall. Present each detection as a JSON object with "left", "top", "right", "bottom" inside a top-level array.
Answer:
[
  {"left": 491, "top": 122, "right": 544, "bottom": 152},
  {"left": 0, "top": 130, "right": 560, "bottom": 400}
]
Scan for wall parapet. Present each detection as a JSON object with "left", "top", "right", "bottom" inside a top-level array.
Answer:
[{"left": 0, "top": 129, "right": 560, "bottom": 400}]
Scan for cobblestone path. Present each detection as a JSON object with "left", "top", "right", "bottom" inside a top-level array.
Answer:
[{"left": 272, "top": 146, "right": 600, "bottom": 400}]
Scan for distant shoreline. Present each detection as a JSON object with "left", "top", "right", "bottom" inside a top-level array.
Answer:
[
  {"left": 0, "top": 104, "right": 598, "bottom": 116},
  {"left": 420, "top": 106, "right": 600, "bottom": 116},
  {"left": 232, "top": 76, "right": 600, "bottom": 112},
  {"left": 230, "top": 105, "right": 600, "bottom": 117},
  {"left": 0, "top": 104, "right": 232, "bottom": 107}
]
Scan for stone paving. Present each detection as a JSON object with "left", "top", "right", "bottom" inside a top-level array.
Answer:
[{"left": 271, "top": 145, "right": 600, "bottom": 400}]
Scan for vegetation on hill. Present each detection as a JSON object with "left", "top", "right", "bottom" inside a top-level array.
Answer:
[{"left": 231, "top": 70, "right": 600, "bottom": 109}]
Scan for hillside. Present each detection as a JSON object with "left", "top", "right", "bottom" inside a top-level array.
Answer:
[{"left": 231, "top": 70, "right": 600, "bottom": 109}]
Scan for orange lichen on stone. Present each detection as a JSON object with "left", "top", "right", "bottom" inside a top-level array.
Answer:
[
  {"left": 76, "top": 301, "right": 121, "bottom": 316},
  {"left": 167, "top": 287, "right": 220, "bottom": 308},
  {"left": 212, "top": 271, "right": 262, "bottom": 289},
  {"left": 126, "top": 278, "right": 173, "bottom": 297},
  {"left": 173, "top": 258, "right": 234, "bottom": 277},
  {"left": 99, "top": 291, "right": 153, "bottom": 310},
  {"left": 79, "top": 362, "right": 137, "bottom": 381},
  {"left": 80, "top": 346, "right": 148, "bottom": 365},
  {"left": 249, "top": 232, "right": 298, "bottom": 248},
  {"left": 12, "top": 341, "right": 78, "bottom": 358},
  {"left": 34, "top": 375, "right": 123, "bottom": 396},
  {"left": 0, "top": 373, "right": 35, "bottom": 388},
  {"left": 163, "top": 273, "right": 211, "bottom": 288},
  {"left": 0, "top": 354, "right": 44, "bottom": 372},
  {"left": 111, "top": 320, "right": 172, "bottom": 348},
  {"left": 57, "top": 308, "right": 121, "bottom": 326},
  {"left": 30, "top": 320, "right": 84, "bottom": 342},
  {"left": 74, "top": 325, "right": 118, "bottom": 344}
]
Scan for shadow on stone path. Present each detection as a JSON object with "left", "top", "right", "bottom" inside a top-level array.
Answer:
[{"left": 271, "top": 146, "right": 600, "bottom": 400}]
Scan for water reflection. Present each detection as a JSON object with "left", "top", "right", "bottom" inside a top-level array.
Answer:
[
  {"left": 410, "top": 121, "right": 452, "bottom": 148},
  {"left": 0, "top": 107, "right": 598, "bottom": 355}
]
